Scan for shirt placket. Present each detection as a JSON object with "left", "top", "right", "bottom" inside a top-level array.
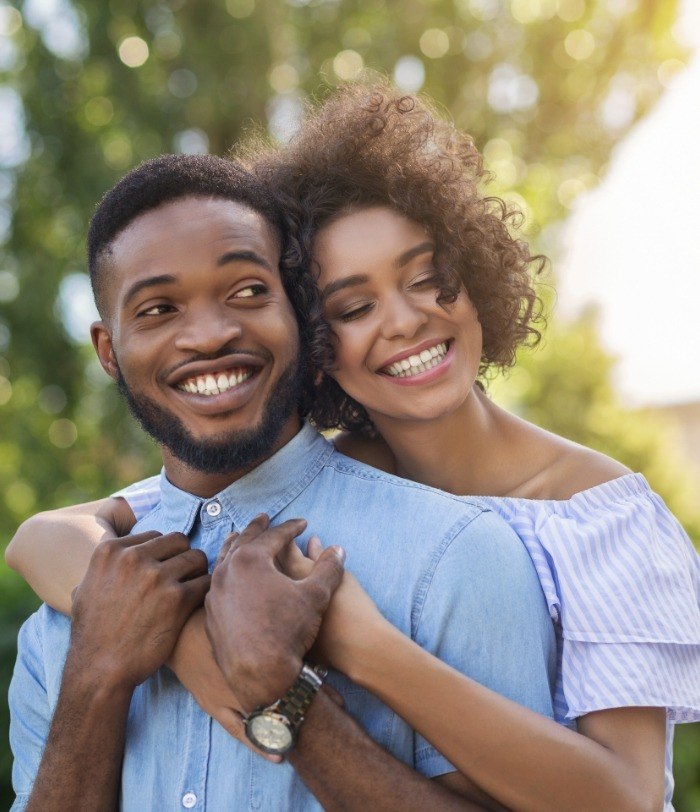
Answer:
[
  {"left": 177, "top": 697, "right": 212, "bottom": 810},
  {"left": 177, "top": 500, "right": 229, "bottom": 810}
]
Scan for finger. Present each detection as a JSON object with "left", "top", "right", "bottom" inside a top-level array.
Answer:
[
  {"left": 277, "top": 540, "right": 313, "bottom": 580},
  {"left": 229, "top": 514, "right": 270, "bottom": 550},
  {"left": 250, "top": 518, "right": 308, "bottom": 559},
  {"left": 136, "top": 531, "right": 191, "bottom": 561},
  {"left": 114, "top": 530, "right": 163, "bottom": 548},
  {"left": 180, "top": 573, "right": 212, "bottom": 609},
  {"left": 303, "top": 546, "right": 345, "bottom": 608},
  {"left": 160, "top": 548, "right": 209, "bottom": 581},
  {"left": 215, "top": 532, "right": 239, "bottom": 570},
  {"left": 307, "top": 536, "right": 323, "bottom": 561}
]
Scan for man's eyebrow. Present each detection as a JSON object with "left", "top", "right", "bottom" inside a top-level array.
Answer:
[
  {"left": 121, "top": 251, "right": 275, "bottom": 309},
  {"left": 217, "top": 250, "right": 274, "bottom": 272},
  {"left": 395, "top": 241, "right": 434, "bottom": 268},
  {"left": 322, "top": 274, "right": 369, "bottom": 300},
  {"left": 123, "top": 274, "right": 177, "bottom": 308}
]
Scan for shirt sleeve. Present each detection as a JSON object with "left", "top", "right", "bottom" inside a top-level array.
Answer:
[
  {"left": 411, "top": 509, "right": 556, "bottom": 779},
  {"left": 533, "top": 475, "right": 700, "bottom": 722},
  {"left": 8, "top": 613, "right": 51, "bottom": 811},
  {"left": 112, "top": 474, "right": 162, "bottom": 522}
]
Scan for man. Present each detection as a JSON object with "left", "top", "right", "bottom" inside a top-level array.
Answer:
[{"left": 9, "top": 155, "right": 555, "bottom": 810}]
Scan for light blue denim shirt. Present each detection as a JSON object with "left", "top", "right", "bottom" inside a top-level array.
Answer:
[{"left": 10, "top": 423, "right": 556, "bottom": 811}]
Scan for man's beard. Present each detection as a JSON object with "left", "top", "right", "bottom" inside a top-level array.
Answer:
[{"left": 116, "top": 360, "right": 302, "bottom": 474}]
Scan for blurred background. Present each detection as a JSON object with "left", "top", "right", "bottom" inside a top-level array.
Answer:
[{"left": 1, "top": 0, "right": 699, "bottom": 806}]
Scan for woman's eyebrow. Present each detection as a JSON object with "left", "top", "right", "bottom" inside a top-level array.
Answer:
[
  {"left": 395, "top": 241, "right": 434, "bottom": 268},
  {"left": 322, "top": 242, "right": 434, "bottom": 299},
  {"left": 322, "top": 274, "right": 368, "bottom": 299}
]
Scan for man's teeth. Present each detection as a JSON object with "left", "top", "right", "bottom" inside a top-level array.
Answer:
[
  {"left": 178, "top": 369, "right": 254, "bottom": 396},
  {"left": 383, "top": 342, "right": 449, "bottom": 378}
]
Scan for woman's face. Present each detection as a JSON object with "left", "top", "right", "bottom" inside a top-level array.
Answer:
[{"left": 314, "top": 206, "right": 483, "bottom": 426}]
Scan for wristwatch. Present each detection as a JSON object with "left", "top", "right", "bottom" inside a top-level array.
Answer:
[{"left": 244, "top": 663, "right": 327, "bottom": 755}]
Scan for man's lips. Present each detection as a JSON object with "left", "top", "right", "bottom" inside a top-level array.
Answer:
[
  {"left": 177, "top": 366, "right": 256, "bottom": 397},
  {"left": 167, "top": 354, "right": 265, "bottom": 386},
  {"left": 164, "top": 353, "right": 268, "bottom": 407}
]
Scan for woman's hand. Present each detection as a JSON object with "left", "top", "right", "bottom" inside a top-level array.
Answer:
[
  {"left": 167, "top": 607, "right": 282, "bottom": 763},
  {"left": 279, "top": 537, "right": 387, "bottom": 677}
]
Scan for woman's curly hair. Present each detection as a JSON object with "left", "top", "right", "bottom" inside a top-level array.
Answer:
[{"left": 246, "top": 81, "right": 545, "bottom": 434}]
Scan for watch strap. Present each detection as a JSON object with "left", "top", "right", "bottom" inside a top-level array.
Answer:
[{"left": 274, "top": 663, "right": 326, "bottom": 729}]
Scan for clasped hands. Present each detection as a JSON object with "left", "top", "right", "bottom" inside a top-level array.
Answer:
[{"left": 69, "top": 513, "right": 368, "bottom": 759}]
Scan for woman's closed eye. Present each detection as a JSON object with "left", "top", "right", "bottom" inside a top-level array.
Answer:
[
  {"left": 336, "top": 301, "right": 375, "bottom": 322},
  {"left": 409, "top": 272, "right": 440, "bottom": 290}
]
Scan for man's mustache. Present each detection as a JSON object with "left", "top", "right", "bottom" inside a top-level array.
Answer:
[{"left": 157, "top": 345, "right": 274, "bottom": 384}]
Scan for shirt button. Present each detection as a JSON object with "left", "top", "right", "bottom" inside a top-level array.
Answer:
[
  {"left": 205, "top": 501, "right": 222, "bottom": 517},
  {"left": 182, "top": 792, "right": 197, "bottom": 808}
]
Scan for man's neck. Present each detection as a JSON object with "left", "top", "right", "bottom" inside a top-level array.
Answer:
[{"left": 160, "top": 416, "right": 303, "bottom": 499}]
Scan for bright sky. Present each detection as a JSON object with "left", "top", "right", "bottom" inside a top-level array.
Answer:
[{"left": 557, "top": 0, "right": 700, "bottom": 407}]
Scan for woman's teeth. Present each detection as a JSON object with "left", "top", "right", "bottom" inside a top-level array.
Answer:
[
  {"left": 178, "top": 369, "right": 254, "bottom": 396},
  {"left": 383, "top": 342, "right": 448, "bottom": 378}
]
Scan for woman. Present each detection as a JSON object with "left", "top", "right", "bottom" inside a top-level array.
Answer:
[{"left": 7, "top": 84, "right": 699, "bottom": 811}]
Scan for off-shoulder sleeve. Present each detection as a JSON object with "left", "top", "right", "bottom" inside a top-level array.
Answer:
[
  {"left": 485, "top": 474, "right": 700, "bottom": 722},
  {"left": 112, "top": 474, "right": 162, "bottom": 522}
]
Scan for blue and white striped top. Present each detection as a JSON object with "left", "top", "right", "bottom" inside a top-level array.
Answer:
[{"left": 117, "top": 470, "right": 700, "bottom": 810}]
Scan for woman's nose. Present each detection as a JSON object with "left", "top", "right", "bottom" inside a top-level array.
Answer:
[{"left": 380, "top": 293, "right": 429, "bottom": 340}]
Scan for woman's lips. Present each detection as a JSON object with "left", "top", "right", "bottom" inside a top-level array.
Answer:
[
  {"left": 378, "top": 340, "right": 455, "bottom": 387},
  {"left": 379, "top": 340, "right": 451, "bottom": 379}
]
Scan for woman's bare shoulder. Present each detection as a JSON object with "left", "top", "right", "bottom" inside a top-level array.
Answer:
[
  {"left": 534, "top": 436, "right": 632, "bottom": 500},
  {"left": 332, "top": 431, "right": 397, "bottom": 474}
]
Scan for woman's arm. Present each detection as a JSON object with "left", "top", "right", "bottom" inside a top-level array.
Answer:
[
  {"left": 303, "top": 540, "right": 666, "bottom": 812},
  {"left": 5, "top": 497, "right": 136, "bottom": 615}
]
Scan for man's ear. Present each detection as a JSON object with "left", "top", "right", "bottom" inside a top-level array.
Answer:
[{"left": 91, "top": 321, "right": 119, "bottom": 381}]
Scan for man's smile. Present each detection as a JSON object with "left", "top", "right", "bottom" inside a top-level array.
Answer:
[
  {"left": 177, "top": 367, "right": 257, "bottom": 396},
  {"left": 164, "top": 352, "right": 269, "bottom": 411}
]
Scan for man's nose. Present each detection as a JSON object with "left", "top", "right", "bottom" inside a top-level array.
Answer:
[
  {"left": 380, "top": 293, "right": 429, "bottom": 340},
  {"left": 174, "top": 304, "right": 243, "bottom": 354}
]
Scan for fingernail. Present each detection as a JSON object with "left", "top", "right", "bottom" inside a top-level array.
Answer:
[{"left": 331, "top": 545, "right": 346, "bottom": 563}]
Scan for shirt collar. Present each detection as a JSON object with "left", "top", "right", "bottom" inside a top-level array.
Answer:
[{"left": 157, "top": 423, "right": 334, "bottom": 534}]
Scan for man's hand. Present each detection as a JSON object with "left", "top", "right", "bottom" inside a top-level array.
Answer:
[
  {"left": 70, "top": 531, "right": 210, "bottom": 690},
  {"left": 204, "top": 514, "right": 345, "bottom": 712},
  {"left": 167, "top": 609, "right": 284, "bottom": 762},
  {"left": 23, "top": 531, "right": 210, "bottom": 812}
]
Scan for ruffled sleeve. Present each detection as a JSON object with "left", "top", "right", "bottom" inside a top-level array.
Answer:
[
  {"left": 112, "top": 474, "right": 162, "bottom": 522},
  {"left": 484, "top": 474, "right": 700, "bottom": 723}
]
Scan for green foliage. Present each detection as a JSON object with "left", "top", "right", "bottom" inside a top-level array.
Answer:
[{"left": 0, "top": 0, "right": 696, "bottom": 806}]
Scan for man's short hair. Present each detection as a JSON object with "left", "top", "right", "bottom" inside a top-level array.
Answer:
[{"left": 87, "top": 154, "right": 282, "bottom": 318}]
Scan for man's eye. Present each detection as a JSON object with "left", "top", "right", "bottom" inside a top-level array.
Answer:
[
  {"left": 139, "top": 304, "right": 174, "bottom": 316},
  {"left": 234, "top": 284, "right": 268, "bottom": 299}
]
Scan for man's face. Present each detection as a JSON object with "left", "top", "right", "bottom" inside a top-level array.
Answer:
[{"left": 91, "top": 196, "right": 302, "bottom": 477}]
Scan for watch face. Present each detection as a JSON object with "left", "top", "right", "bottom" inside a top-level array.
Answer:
[{"left": 246, "top": 712, "right": 294, "bottom": 754}]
